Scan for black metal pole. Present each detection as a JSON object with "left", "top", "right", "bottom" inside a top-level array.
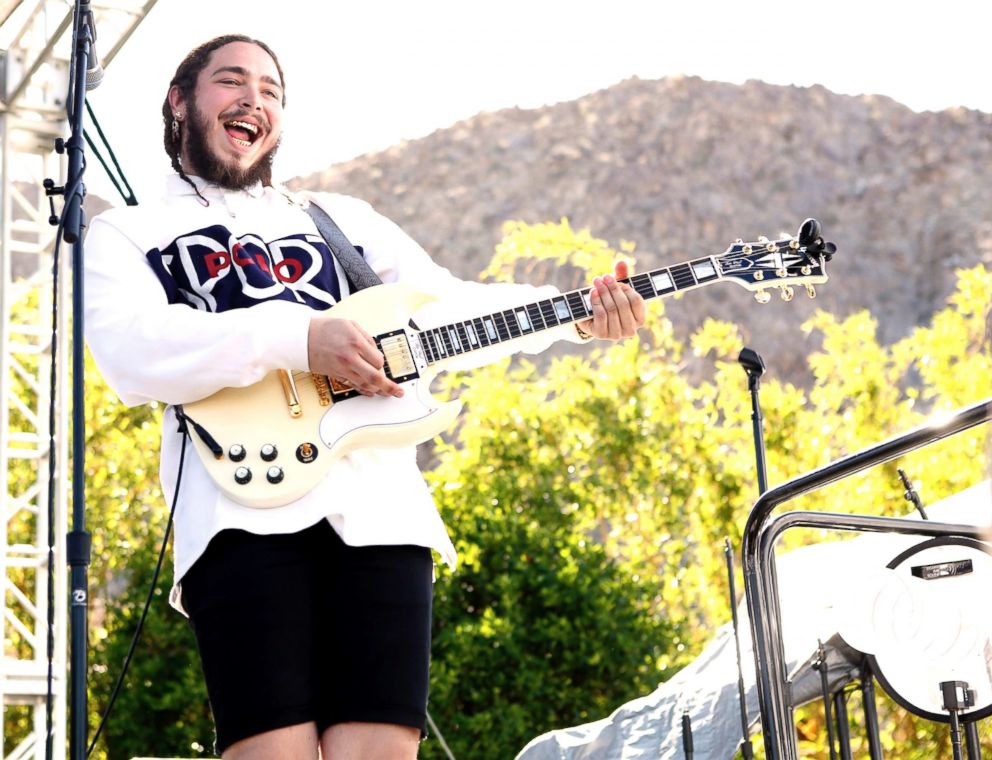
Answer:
[
  {"left": 738, "top": 347, "right": 768, "bottom": 494},
  {"left": 724, "top": 539, "right": 754, "bottom": 760},
  {"left": 948, "top": 711, "right": 965, "bottom": 760},
  {"left": 964, "top": 720, "right": 981, "bottom": 760},
  {"left": 833, "top": 689, "right": 852, "bottom": 760},
  {"left": 65, "top": 3, "right": 94, "bottom": 759},
  {"left": 816, "top": 640, "right": 838, "bottom": 760},
  {"left": 860, "top": 670, "right": 884, "bottom": 760},
  {"left": 680, "top": 711, "right": 693, "bottom": 760},
  {"left": 941, "top": 681, "right": 976, "bottom": 760}
]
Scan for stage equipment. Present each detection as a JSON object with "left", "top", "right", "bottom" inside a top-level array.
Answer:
[
  {"left": 59, "top": 5, "right": 97, "bottom": 758},
  {"left": 738, "top": 347, "right": 768, "bottom": 495},
  {"left": 0, "top": 2, "right": 155, "bottom": 758},
  {"left": 725, "top": 345, "right": 768, "bottom": 760},
  {"left": 724, "top": 539, "right": 755, "bottom": 760},
  {"left": 838, "top": 536, "right": 992, "bottom": 723},
  {"left": 898, "top": 467, "right": 928, "bottom": 519},
  {"left": 680, "top": 711, "right": 693, "bottom": 759},
  {"left": 742, "top": 396, "right": 992, "bottom": 760}
]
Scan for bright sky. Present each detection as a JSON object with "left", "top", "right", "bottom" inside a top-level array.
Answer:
[{"left": 84, "top": 0, "right": 992, "bottom": 205}]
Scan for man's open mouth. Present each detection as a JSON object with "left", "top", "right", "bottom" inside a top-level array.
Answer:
[{"left": 224, "top": 120, "right": 261, "bottom": 148}]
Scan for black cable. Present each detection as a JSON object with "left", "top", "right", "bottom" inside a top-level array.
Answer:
[
  {"left": 64, "top": 2, "right": 81, "bottom": 125},
  {"left": 82, "top": 132, "right": 126, "bottom": 205},
  {"left": 45, "top": 202, "right": 69, "bottom": 760},
  {"left": 84, "top": 100, "right": 138, "bottom": 206},
  {"left": 43, "top": 66, "right": 90, "bottom": 751},
  {"left": 85, "top": 422, "right": 187, "bottom": 758}
]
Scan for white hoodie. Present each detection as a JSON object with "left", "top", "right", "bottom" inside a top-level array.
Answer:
[{"left": 84, "top": 175, "right": 587, "bottom": 609}]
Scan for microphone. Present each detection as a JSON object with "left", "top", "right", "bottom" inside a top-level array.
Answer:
[
  {"left": 85, "top": 46, "right": 103, "bottom": 90},
  {"left": 83, "top": 9, "right": 103, "bottom": 90}
]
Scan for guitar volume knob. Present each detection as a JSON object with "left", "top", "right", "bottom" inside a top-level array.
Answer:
[
  {"left": 266, "top": 466, "right": 284, "bottom": 484},
  {"left": 228, "top": 444, "right": 246, "bottom": 462},
  {"left": 260, "top": 444, "right": 278, "bottom": 461},
  {"left": 234, "top": 466, "right": 252, "bottom": 485}
]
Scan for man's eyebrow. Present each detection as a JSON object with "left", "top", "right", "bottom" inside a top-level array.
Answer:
[{"left": 210, "top": 65, "right": 283, "bottom": 89}]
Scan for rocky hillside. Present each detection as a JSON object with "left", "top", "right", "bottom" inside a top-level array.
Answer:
[{"left": 291, "top": 76, "right": 992, "bottom": 383}]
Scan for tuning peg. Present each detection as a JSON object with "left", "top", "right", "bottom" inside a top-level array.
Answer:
[
  {"left": 754, "top": 289, "right": 771, "bottom": 304},
  {"left": 780, "top": 286, "right": 794, "bottom": 302},
  {"left": 822, "top": 241, "right": 837, "bottom": 261},
  {"left": 758, "top": 235, "right": 769, "bottom": 244},
  {"left": 798, "top": 218, "right": 821, "bottom": 246},
  {"left": 805, "top": 284, "right": 817, "bottom": 299},
  {"left": 789, "top": 238, "right": 800, "bottom": 250}
]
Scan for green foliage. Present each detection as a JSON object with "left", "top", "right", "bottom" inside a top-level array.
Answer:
[
  {"left": 4, "top": 285, "right": 213, "bottom": 758},
  {"left": 420, "top": 222, "right": 990, "bottom": 758},
  {"left": 6, "top": 222, "right": 989, "bottom": 759},
  {"left": 83, "top": 353, "right": 214, "bottom": 760}
]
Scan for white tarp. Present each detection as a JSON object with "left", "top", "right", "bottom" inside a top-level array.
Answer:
[{"left": 516, "top": 481, "right": 992, "bottom": 760}]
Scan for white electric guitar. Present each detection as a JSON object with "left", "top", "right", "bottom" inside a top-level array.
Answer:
[{"left": 182, "top": 219, "right": 836, "bottom": 508}]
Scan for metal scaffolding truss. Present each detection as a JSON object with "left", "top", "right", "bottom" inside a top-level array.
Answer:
[{"left": 0, "top": 1, "right": 155, "bottom": 757}]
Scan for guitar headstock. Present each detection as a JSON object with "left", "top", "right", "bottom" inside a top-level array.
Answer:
[{"left": 716, "top": 218, "right": 837, "bottom": 302}]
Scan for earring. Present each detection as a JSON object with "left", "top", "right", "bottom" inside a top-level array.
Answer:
[{"left": 171, "top": 112, "right": 182, "bottom": 142}]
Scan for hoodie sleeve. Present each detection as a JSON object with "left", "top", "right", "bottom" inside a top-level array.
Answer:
[{"left": 84, "top": 213, "right": 313, "bottom": 407}]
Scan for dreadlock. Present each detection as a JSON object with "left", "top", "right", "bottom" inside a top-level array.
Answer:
[{"left": 161, "top": 34, "right": 287, "bottom": 203}]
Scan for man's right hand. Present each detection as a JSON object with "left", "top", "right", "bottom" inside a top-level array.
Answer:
[{"left": 307, "top": 315, "right": 404, "bottom": 398}]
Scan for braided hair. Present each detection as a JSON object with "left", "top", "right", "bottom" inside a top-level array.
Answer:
[{"left": 161, "top": 35, "right": 287, "bottom": 202}]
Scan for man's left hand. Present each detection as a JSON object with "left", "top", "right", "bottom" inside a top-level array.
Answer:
[{"left": 577, "top": 260, "right": 646, "bottom": 340}]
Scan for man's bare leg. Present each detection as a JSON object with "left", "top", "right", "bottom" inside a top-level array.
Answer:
[
  {"left": 223, "top": 721, "right": 320, "bottom": 760},
  {"left": 321, "top": 722, "right": 420, "bottom": 760}
]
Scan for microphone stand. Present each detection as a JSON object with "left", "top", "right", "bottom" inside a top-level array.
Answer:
[
  {"left": 738, "top": 347, "right": 768, "bottom": 494},
  {"left": 729, "top": 346, "right": 768, "bottom": 760},
  {"left": 60, "top": 2, "right": 95, "bottom": 758}
]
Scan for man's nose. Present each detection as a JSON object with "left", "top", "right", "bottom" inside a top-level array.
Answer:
[{"left": 239, "top": 88, "right": 263, "bottom": 111}]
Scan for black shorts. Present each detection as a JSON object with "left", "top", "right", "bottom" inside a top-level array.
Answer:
[{"left": 181, "top": 520, "right": 433, "bottom": 753}]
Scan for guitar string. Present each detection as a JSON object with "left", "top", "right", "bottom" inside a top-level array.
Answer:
[{"left": 284, "top": 241, "right": 810, "bottom": 380}]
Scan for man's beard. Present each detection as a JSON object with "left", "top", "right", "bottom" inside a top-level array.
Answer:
[{"left": 182, "top": 102, "right": 280, "bottom": 191}]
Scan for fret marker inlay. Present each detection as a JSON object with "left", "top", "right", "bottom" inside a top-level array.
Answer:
[
  {"left": 484, "top": 318, "right": 498, "bottom": 340},
  {"left": 692, "top": 261, "right": 716, "bottom": 279},
  {"left": 652, "top": 272, "right": 674, "bottom": 291}
]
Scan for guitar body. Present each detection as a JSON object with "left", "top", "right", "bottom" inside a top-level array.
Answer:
[
  {"left": 183, "top": 283, "right": 462, "bottom": 508},
  {"left": 182, "top": 220, "right": 834, "bottom": 509}
]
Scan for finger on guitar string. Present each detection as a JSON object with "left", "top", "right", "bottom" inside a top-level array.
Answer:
[
  {"left": 583, "top": 262, "right": 646, "bottom": 340},
  {"left": 610, "top": 280, "right": 643, "bottom": 337},
  {"left": 607, "top": 261, "right": 645, "bottom": 337},
  {"left": 307, "top": 315, "right": 404, "bottom": 398},
  {"left": 590, "top": 276, "right": 622, "bottom": 340}
]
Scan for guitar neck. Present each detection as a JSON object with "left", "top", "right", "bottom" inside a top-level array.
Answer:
[{"left": 416, "top": 255, "right": 721, "bottom": 365}]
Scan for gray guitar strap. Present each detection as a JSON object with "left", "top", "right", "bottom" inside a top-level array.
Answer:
[{"left": 304, "top": 201, "right": 383, "bottom": 292}]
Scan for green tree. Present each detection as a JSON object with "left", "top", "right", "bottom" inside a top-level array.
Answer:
[
  {"left": 83, "top": 356, "right": 214, "bottom": 760},
  {"left": 7, "top": 222, "right": 989, "bottom": 759},
  {"left": 419, "top": 221, "right": 990, "bottom": 758}
]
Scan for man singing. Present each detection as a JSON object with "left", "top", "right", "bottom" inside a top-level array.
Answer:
[{"left": 84, "top": 35, "right": 645, "bottom": 759}]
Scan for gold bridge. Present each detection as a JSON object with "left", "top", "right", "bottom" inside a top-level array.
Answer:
[{"left": 277, "top": 332, "right": 418, "bottom": 418}]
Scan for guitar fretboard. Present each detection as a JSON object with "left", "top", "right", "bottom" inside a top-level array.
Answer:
[{"left": 416, "top": 255, "right": 722, "bottom": 365}]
